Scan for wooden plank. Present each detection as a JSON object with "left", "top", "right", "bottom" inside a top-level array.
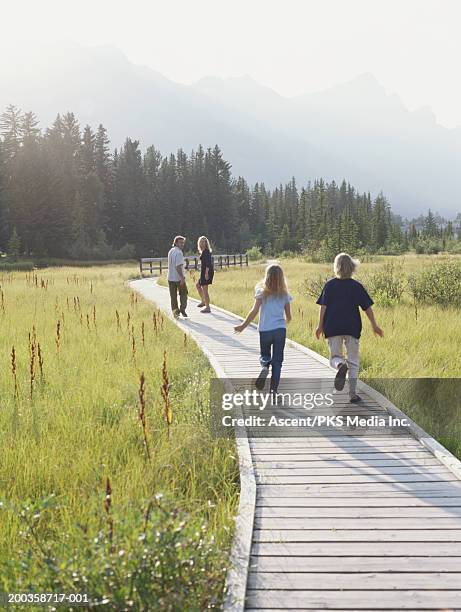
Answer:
[
  {"left": 256, "top": 496, "right": 461, "bottom": 507},
  {"left": 245, "top": 590, "right": 461, "bottom": 609},
  {"left": 255, "top": 473, "right": 456, "bottom": 484},
  {"left": 254, "top": 517, "right": 461, "bottom": 530},
  {"left": 247, "top": 429, "right": 412, "bottom": 438},
  {"left": 252, "top": 541, "right": 461, "bottom": 556},
  {"left": 252, "top": 451, "right": 433, "bottom": 460},
  {"left": 250, "top": 436, "right": 419, "bottom": 445},
  {"left": 253, "top": 529, "right": 461, "bottom": 542},
  {"left": 250, "top": 435, "right": 416, "bottom": 446},
  {"left": 257, "top": 481, "right": 461, "bottom": 496},
  {"left": 250, "top": 437, "right": 420, "bottom": 446},
  {"left": 247, "top": 571, "right": 461, "bottom": 589},
  {"left": 254, "top": 465, "right": 444, "bottom": 474},
  {"left": 249, "top": 555, "right": 461, "bottom": 572},
  {"left": 253, "top": 459, "right": 441, "bottom": 469},
  {"left": 255, "top": 506, "right": 461, "bottom": 519},
  {"left": 251, "top": 448, "right": 427, "bottom": 456}
]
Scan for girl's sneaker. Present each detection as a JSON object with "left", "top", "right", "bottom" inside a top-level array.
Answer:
[
  {"left": 334, "top": 362, "right": 348, "bottom": 391},
  {"left": 197, "top": 302, "right": 205, "bottom": 307},
  {"left": 200, "top": 308, "right": 211, "bottom": 313},
  {"left": 349, "top": 394, "right": 362, "bottom": 403},
  {"left": 255, "top": 366, "right": 270, "bottom": 390}
]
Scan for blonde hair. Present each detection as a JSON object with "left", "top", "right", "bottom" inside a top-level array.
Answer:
[
  {"left": 197, "top": 235, "right": 212, "bottom": 254},
  {"left": 172, "top": 235, "right": 186, "bottom": 247},
  {"left": 334, "top": 252, "right": 359, "bottom": 278},
  {"left": 256, "top": 264, "right": 288, "bottom": 298}
]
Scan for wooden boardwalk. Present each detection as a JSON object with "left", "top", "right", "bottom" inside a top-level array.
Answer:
[{"left": 130, "top": 278, "right": 461, "bottom": 611}]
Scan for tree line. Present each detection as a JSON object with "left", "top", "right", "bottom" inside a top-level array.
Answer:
[{"left": 0, "top": 104, "right": 443, "bottom": 261}]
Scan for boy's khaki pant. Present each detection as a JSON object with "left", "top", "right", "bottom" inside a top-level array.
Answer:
[{"left": 327, "top": 335, "right": 360, "bottom": 397}]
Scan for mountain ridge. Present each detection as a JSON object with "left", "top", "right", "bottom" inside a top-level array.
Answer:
[{"left": 2, "top": 42, "right": 460, "bottom": 216}]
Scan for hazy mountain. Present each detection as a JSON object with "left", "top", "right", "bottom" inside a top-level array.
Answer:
[{"left": 2, "top": 42, "right": 460, "bottom": 216}]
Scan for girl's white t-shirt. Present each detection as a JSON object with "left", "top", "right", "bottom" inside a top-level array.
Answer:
[{"left": 255, "top": 288, "right": 293, "bottom": 332}]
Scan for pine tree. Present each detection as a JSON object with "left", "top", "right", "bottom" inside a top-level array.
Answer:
[
  {"left": 0, "top": 105, "right": 23, "bottom": 159},
  {"left": 21, "top": 112, "right": 40, "bottom": 144},
  {"left": 7, "top": 226, "right": 21, "bottom": 260},
  {"left": 423, "top": 209, "right": 438, "bottom": 237}
]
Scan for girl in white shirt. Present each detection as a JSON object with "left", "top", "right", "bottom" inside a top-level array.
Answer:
[{"left": 234, "top": 264, "right": 292, "bottom": 393}]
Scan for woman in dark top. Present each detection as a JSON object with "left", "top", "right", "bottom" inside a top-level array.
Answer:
[{"left": 196, "top": 236, "right": 214, "bottom": 313}]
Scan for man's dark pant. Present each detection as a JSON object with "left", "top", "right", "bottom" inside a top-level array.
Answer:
[
  {"left": 168, "top": 280, "right": 188, "bottom": 314},
  {"left": 259, "top": 327, "right": 286, "bottom": 392}
]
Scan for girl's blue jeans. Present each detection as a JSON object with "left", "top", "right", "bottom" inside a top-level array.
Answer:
[{"left": 259, "top": 327, "right": 286, "bottom": 392}]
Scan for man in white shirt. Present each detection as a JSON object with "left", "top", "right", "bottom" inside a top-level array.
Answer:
[{"left": 167, "top": 235, "right": 188, "bottom": 318}]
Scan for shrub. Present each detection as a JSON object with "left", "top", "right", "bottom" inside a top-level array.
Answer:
[
  {"left": 360, "top": 260, "right": 406, "bottom": 306},
  {"left": 303, "top": 240, "right": 336, "bottom": 263},
  {"left": 379, "top": 242, "right": 406, "bottom": 256},
  {"left": 408, "top": 259, "right": 461, "bottom": 307},
  {"left": 414, "top": 239, "right": 443, "bottom": 254},
  {"left": 0, "top": 261, "right": 35, "bottom": 271},
  {"left": 302, "top": 274, "right": 330, "bottom": 299},
  {"left": 246, "top": 246, "right": 263, "bottom": 261},
  {"left": 278, "top": 250, "right": 297, "bottom": 259},
  {"left": 446, "top": 241, "right": 461, "bottom": 255}
]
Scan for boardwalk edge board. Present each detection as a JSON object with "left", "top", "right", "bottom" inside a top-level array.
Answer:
[{"left": 129, "top": 279, "right": 256, "bottom": 612}]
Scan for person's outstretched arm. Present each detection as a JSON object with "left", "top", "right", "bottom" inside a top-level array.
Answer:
[
  {"left": 315, "top": 305, "right": 326, "bottom": 339},
  {"left": 234, "top": 299, "right": 261, "bottom": 333},
  {"left": 365, "top": 306, "right": 384, "bottom": 337}
]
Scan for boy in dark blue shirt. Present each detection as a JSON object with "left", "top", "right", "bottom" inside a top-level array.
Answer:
[{"left": 315, "top": 253, "right": 383, "bottom": 402}]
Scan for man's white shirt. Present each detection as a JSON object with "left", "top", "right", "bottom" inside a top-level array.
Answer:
[{"left": 167, "top": 246, "right": 185, "bottom": 281}]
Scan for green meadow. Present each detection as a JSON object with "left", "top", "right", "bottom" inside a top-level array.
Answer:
[{"left": 0, "top": 265, "right": 238, "bottom": 610}]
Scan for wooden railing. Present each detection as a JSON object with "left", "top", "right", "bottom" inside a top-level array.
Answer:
[{"left": 139, "top": 253, "right": 249, "bottom": 275}]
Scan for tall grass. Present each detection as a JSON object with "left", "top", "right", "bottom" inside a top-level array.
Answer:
[{"left": 0, "top": 264, "right": 238, "bottom": 609}]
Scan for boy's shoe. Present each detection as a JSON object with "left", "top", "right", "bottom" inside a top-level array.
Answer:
[
  {"left": 200, "top": 308, "right": 211, "bottom": 313},
  {"left": 173, "top": 309, "right": 180, "bottom": 319},
  {"left": 334, "top": 362, "right": 348, "bottom": 391},
  {"left": 255, "top": 366, "right": 270, "bottom": 390},
  {"left": 349, "top": 394, "right": 362, "bottom": 403},
  {"left": 197, "top": 302, "right": 205, "bottom": 308},
  {"left": 180, "top": 309, "right": 188, "bottom": 318}
]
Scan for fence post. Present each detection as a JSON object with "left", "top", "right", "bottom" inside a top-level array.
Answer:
[
  {"left": 139, "top": 260, "right": 143, "bottom": 275},
  {"left": 233, "top": 254, "right": 236, "bottom": 266},
  {"left": 239, "top": 254, "right": 242, "bottom": 266},
  {"left": 220, "top": 256, "right": 223, "bottom": 269},
  {"left": 226, "top": 255, "right": 230, "bottom": 267},
  {"left": 245, "top": 253, "right": 248, "bottom": 266},
  {"left": 195, "top": 257, "right": 198, "bottom": 270},
  {"left": 159, "top": 260, "right": 162, "bottom": 275}
]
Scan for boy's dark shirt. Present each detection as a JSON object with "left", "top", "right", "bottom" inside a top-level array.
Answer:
[{"left": 316, "top": 277, "right": 373, "bottom": 339}]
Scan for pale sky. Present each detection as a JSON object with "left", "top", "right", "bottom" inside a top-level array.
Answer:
[{"left": 3, "top": 0, "right": 461, "bottom": 127}]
